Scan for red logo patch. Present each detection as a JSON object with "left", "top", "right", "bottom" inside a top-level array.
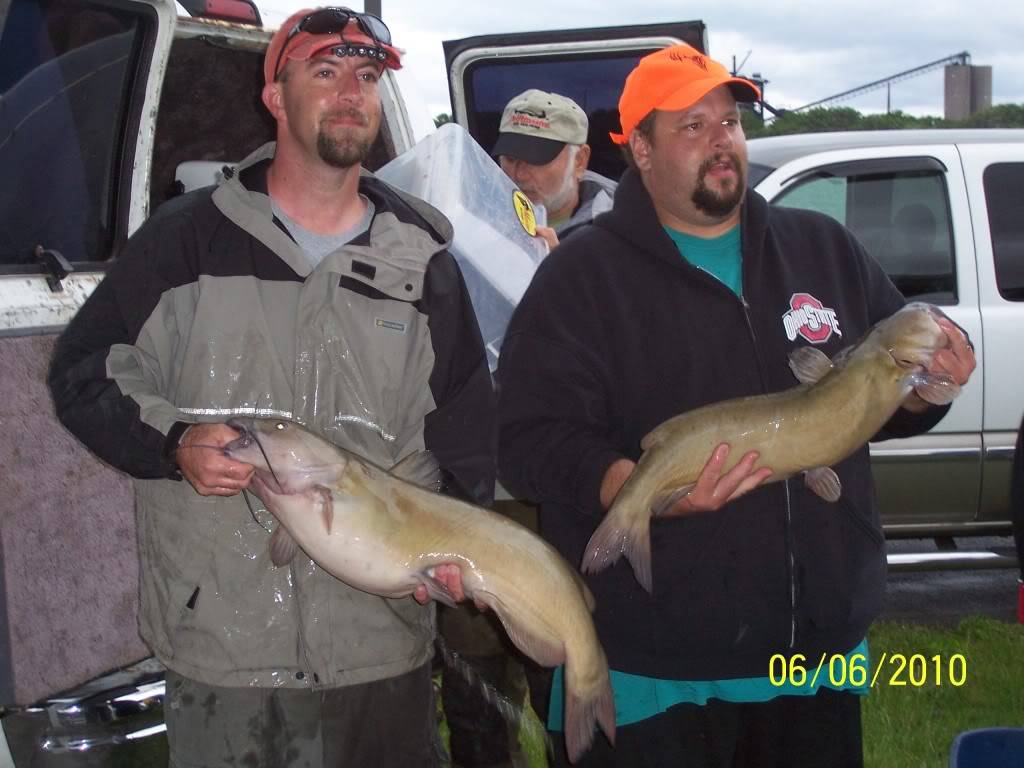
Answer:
[{"left": 782, "top": 293, "right": 842, "bottom": 344}]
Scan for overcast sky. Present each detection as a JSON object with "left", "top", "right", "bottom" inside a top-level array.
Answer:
[{"left": 258, "top": 1, "right": 1024, "bottom": 121}]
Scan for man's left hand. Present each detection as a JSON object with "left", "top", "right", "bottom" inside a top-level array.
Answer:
[
  {"left": 413, "top": 563, "right": 487, "bottom": 610},
  {"left": 903, "top": 316, "right": 976, "bottom": 412}
]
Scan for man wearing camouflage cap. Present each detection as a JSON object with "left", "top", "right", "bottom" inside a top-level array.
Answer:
[{"left": 494, "top": 89, "right": 616, "bottom": 246}]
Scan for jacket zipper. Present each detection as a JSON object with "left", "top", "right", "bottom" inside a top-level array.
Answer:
[{"left": 739, "top": 294, "right": 797, "bottom": 650}]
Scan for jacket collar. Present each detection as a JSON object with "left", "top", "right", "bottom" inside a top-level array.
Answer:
[
  {"left": 211, "top": 143, "right": 454, "bottom": 281},
  {"left": 597, "top": 166, "right": 771, "bottom": 269}
]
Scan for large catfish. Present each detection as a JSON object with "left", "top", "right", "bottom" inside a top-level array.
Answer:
[
  {"left": 583, "top": 302, "right": 962, "bottom": 593},
  {"left": 223, "top": 418, "right": 615, "bottom": 763}
]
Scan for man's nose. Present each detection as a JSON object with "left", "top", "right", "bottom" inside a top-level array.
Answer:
[
  {"left": 710, "top": 121, "right": 733, "bottom": 149},
  {"left": 335, "top": 73, "right": 362, "bottom": 100},
  {"left": 508, "top": 159, "right": 532, "bottom": 182}
]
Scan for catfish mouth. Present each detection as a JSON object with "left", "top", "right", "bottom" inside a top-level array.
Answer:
[
  {"left": 224, "top": 419, "right": 286, "bottom": 494},
  {"left": 224, "top": 427, "right": 255, "bottom": 453},
  {"left": 888, "top": 304, "right": 950, "bottom": 370}
]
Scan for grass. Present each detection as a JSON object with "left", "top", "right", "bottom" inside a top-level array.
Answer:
[
  {"left": 863, "top": 617, "right": 1024, "bottom": 768},
  {"left": 75, "top": 618, "right": 1019, "bottom": 768}
]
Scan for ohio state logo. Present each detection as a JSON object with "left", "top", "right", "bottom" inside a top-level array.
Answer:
[{"left": 782, "top": 293, "right": 842, "bottom": 344}]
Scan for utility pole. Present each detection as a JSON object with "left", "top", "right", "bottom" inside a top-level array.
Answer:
[{"left": 364, "top": 0, "right": 381, "bottom": 16}]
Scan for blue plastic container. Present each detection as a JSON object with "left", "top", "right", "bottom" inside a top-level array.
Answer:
[{"left": 949, "top": 727, "right": 1024, "bottom": 767}]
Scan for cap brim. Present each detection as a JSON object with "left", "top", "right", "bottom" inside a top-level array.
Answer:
[
  {"left": 286, "top": 33, "right": 402, "bottom": 71},
  {"left": 660, "top": 77, "right": 762, "bottom": 112},
  {"left": 492, "top": 133, "right": 566, "bottom": 165}
]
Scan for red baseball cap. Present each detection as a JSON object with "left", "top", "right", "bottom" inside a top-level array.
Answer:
[
  {"left": 264, "top": 7, "right": 402, "bottom": 86},
  {"left": 610, "top": 44, "right": 760, "bottom": 144}
]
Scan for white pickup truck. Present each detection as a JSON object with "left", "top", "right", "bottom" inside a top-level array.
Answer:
[
  {"left": 0, "top": 0, "right": 1021, "bottom": 762},
  {"left": 747, "top": 130, "right": 1024, "bottom": 541}
]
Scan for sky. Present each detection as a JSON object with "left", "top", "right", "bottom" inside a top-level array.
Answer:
[{"left": 257, "top": 1, "right": 1024, "bottom": 122}]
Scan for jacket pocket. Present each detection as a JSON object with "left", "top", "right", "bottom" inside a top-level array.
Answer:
[{"left": 837, "top": 495, "right": 884, "bottom": 547}]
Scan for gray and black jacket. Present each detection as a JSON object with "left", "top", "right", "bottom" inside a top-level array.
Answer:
[
  {"left": 48, "top": 143, "right": 496, "bottom": 689},
  {"left": 497, "top": 168, "right": 949, "bottom": 682},
  {"left": 555, "top": 170, "right": 616, "bottom": 239}
]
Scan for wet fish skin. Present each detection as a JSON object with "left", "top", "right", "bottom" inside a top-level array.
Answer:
[
  {"left": 224, "top": 418, "right": 615, "bottom": 763},
  {"left": 582, "top": 302, "right": 961, "bottom": 593}
]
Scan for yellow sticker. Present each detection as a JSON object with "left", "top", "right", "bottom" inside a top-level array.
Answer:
[{"left": 512, "top": 190, "right": 537, "bottom": 236}]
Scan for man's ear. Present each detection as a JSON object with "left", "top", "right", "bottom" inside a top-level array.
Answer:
[
  {"left": 629, "top": 130, "right": 652, "bottom": 172},
  {"left": 574, "top": 144, "right": 591, "bottom": 180},
  {"left": 262, "top": 81, "right": 286, "bottom": 123}
]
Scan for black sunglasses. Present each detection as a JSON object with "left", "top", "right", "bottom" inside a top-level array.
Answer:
[{"left": 273, "top": 7, "right": 392, "bottom": 80}]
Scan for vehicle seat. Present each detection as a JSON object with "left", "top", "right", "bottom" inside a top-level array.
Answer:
[
  {"left": 174, "top": 160, "right": 236, "bottom": 194},
  {"left": 891, "top": 203, "right": 940, "bottom": 274}
]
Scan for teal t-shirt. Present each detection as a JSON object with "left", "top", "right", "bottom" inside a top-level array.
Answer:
[
  {"left": 547, "top": 640, "right": 870, "bottom": 729},
  {"left": 664, "top": 224, "right": 742, "bottom": 296}
]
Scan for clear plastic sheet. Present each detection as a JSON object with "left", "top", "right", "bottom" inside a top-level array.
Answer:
[{"left": 377, "top": 122, "right": 548, "bottom": 370}]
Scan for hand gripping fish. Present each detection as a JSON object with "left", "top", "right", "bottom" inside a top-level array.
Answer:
[
  {"left": 583, "top": 302, "right": 962, "bottom": 593},
  {"left": 223, "top": 418, "right": 615, "bottom": 763}
]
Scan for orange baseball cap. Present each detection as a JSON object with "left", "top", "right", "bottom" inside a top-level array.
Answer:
[
  {"left": 264, "top": 7, "right": 402, "bottom": 86},
  {"left": 610, "top": 44, "right": 761, "bottom": 144}
]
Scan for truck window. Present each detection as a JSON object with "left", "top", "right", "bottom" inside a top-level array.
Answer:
[
  {"left": 463, "top": 51, "right": 656, "bottom": 182},
  {"left": 0, "top": 0, "right": 148, "bottom": 269},
  {"left": 984, "top": 162, "right": 1024, "bottom": 301},
  {"left": 774, "top": 166, "right": 956, "bottom": 304}
]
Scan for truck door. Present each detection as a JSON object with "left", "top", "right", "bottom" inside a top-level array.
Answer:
[
  {"left": 957, "top": 145, "right": 1024, "bottom": 525},
  {"left": 444, "top": 21, "right": 708, "bottom": 183},
  {"left": 0, "top": 0, "right": 174, "bottom": 708},
  {"left": 755, "top": 145, "right": 985, "bottom": 531}
]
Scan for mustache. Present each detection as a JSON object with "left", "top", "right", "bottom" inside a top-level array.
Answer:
[
  {"left": 698, "top": 152, "right": 741, "bottom": 177},
  {"left": 321, "top": 108, "right": 369, "bottom": 127}
]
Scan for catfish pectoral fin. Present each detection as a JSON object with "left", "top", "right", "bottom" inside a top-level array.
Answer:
[
  {"left": 804, "top": 467, "right": 841, "bottom": 502},
  {"left": 910, "top": 371, "right": 960, "bottom": 405},
  {"left": 269, "top": 525, "right": 300, "bottom": 567},
  {"left": 650, "top": 485, "right": 694, "bottom": 517},
  {"left": 583, "top": 505, "right": 653, "bottom": 594},
  {"left": 788, "top": 346, "right": 833, "bottom": 384}
]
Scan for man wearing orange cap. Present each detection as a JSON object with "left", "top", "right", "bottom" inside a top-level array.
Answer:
[
  {"left": 497, "top": 44, "right": 974, "bottom": 766},
  {"left": 49, "top": 7, "right": 495, "bottom": 766}
]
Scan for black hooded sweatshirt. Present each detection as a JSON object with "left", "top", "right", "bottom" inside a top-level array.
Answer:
[{"left": 497, "top": 168, "right": 949, "bottom": 680}]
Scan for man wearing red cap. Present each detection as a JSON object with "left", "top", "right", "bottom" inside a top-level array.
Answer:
[
  {"left": 497, "top": 44, "right": 975, "bottom": 766},
  {"left": 49, "top": 7, "right": 494, "bottom": 766}
]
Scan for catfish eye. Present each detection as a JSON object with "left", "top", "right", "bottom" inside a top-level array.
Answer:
[{"left": 275, "top": 422, "right": 286, "bottom": 431}]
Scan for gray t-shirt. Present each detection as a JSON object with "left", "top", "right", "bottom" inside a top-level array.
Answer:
[{"left": 272, "top": 195, "right": 375, "bottom": 268}]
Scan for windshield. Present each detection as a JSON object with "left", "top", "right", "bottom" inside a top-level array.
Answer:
[{"left": 748, "top": 162, "right": 776, "bottom": 188}]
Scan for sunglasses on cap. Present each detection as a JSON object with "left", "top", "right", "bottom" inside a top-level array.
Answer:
[{"left": 273, "top": 7, "right": 393, "bottom": 80}]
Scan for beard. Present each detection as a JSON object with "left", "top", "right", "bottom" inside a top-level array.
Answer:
[
  {"left": 692, "top": 152, "right": 746, "bottom": 218},
  {"left": 316, "top": 110, "right": 374, "bottom": 169},
  {"left": 536, "top": 162, "right": 579, "bottom": 218}
]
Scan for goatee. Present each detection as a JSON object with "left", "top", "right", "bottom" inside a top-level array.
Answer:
[
  {"left": 692, "top": 152, "right": 745, "bottom": 218},
  {"left": 316, "top": 110, "right": 373, "bottom": 168}
]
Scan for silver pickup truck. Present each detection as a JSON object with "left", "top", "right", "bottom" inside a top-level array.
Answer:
[{"left": 0, "top": 0, "right": 1020, "bottom": 762}]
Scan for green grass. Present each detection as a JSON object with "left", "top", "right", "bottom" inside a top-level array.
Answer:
[
  {"left": 863, "top": 617, "right": 1024, "bottom": 768},
  {"left": 110, "top": 617, "right": 1021, "bottom": 768}
]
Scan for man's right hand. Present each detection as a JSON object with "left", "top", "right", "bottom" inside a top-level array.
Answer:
[
  {"left": 535, "top": 225, "right": 559, "bottom": 252},
  {"left": 664, "top": 443, "right": 772, "bottom": 515},
  {"left": 600, "top": 443, "right": 772, "bottom": 514},
  {"left": 175, "top": 423, "right": 255, "bottom": 497}
]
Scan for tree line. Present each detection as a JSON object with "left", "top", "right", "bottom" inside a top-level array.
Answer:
[{"left": 743, "top": 103, "right": 1024, "bottom": 137}]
